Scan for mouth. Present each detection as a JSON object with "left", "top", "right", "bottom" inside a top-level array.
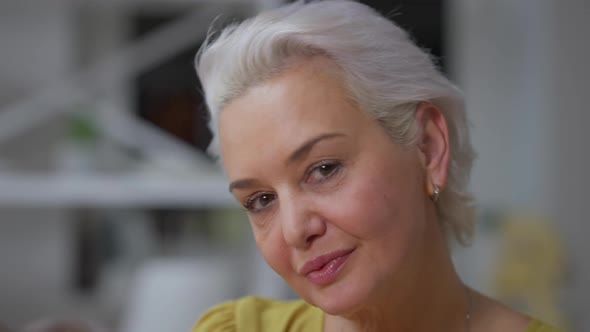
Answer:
[{"left": 299, "top": 248, "right": 355, "bottom": 286}]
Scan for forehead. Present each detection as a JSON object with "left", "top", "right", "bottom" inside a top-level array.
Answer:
[{"left": 218, "top": 58, "right": 374, "bottom": 176}]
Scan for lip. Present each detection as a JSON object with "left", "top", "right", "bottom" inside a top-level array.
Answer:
[{"left": 299, "top": 248, "right": 355, "bottom": 285}]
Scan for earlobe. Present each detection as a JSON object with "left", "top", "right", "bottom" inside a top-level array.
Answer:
[
  {"left": 415, "top": 102, "right": 450, "bottom": 191},
  {"left": 427, "top": 182, "right": 441, "bottom": 202}
]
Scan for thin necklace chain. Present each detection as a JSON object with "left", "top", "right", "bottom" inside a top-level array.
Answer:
[
  {"left": 466, "top": 287, "right": 473, "bottom": 332},
  {"left": 338, "top": 287, "right": 474, "bottom": 332}
]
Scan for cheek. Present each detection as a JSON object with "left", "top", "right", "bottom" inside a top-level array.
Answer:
[
  {"left": 330, "top": 173, "right": 401, "bottom": 236},
  {"left": 253, "top": 226, "right": 293, "bottom": 277},
  {"left": 354, "top": 181, "right": 400, "bottom": 237},
  {"left": 325, "top": 163, "right": 424, "bottom": 241},
  {"left": 253, "top": 227, "right": 315, "bottom": 301}
]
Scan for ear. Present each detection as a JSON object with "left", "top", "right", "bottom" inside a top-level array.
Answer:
[{"left": 415, "top": 101, "right": 450, "bottom": 192}]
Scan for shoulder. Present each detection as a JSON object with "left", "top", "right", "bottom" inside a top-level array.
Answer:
[
  {"left": 470, "top": 292, "right": 564, "bottom": 332},
  {"left": 525, "top": 318, "right": 563, "bottom": 332},
  {"left": 192, "top": 296, "right": 322, "bottom": 332},
  {"left": 192, "top": 299, "right": 236, "bottom": 332}
]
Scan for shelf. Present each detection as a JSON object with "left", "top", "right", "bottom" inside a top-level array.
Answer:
[{"left": 0, "top": 173, "right": 236, "bottom": 208}]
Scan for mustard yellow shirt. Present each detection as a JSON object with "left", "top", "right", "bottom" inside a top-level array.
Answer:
[{"left": 192, "top": 296, "right": 561, "bottom": 332}]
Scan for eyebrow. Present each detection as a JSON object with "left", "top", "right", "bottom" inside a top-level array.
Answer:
[
  {"left": 286, "top": 132, "right": 346, "bottom": 165},
  {"left": 228, "top": 132, "right": 346, "bottom": 192}
]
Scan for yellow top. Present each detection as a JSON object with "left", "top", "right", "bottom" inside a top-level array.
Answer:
[{"left": 192, "top": 296, "right": 562, "bottom": 332}]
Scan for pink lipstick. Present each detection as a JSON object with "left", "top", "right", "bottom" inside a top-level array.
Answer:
[{"left": 300, "top": 248, "right": 355, "bottom": 286}]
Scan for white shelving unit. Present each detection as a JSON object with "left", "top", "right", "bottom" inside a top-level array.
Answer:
[
  {"left": 0, "top": 0, "right": 266, "bottom": 210},
  {"left": 0, "top": 173, "right": 235, "bottom": 208}
]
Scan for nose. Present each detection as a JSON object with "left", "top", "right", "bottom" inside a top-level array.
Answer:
[{"left": 280, "top": 192, "right": 327, "bottom": 249}]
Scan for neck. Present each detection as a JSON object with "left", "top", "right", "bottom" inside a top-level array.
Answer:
[{"left": 326, "top": 221, "right": 470, "bottom": 332}]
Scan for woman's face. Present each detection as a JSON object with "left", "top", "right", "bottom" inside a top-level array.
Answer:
[{"left": 219, "top": 59, "right": 433, "bottom": 314}]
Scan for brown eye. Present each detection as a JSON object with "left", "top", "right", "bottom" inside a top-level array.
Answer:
[
  {"left": 318, "top": 163, "right": 338, "bottom": 176},
  {"left": 258, "top": 194, "right": 274, "bottom": 207},
  {"left": 244, "top": 192, "right": 277, "bottom": 212},
  {"left": 307, "top": 160, "right": 342, "bottom": 184}
]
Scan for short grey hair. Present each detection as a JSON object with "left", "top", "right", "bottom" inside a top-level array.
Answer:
[{"left": 195, "top": 0, "right": 477, "bottom": 245}]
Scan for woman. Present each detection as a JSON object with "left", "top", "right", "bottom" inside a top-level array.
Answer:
[{"left": 193, "top": 1, "right": 560, "bottom": 331}]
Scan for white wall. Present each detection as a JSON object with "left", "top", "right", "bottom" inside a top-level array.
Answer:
[
  {"left": 547, "top": 0, "right": 590, "bottom": 328},
  {"left": 449, "top": 0, "right": 589, "bottom": 330},
  {"left": 448, "top": 0, "right": 555, "bottom": 211},
  {"left": 0, "top": 0, "right": 74, "bottom": 107}
]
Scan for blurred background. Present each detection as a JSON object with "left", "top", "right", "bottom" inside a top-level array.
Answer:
[{"left": 0, "top": 0, "right": 587, "bottom": 331}]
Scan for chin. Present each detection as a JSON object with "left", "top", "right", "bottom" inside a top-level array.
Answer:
[{"left": 303, "top": 280, "right": 374, "bottom": 316}]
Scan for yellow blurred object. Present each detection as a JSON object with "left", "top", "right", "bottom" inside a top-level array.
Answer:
[{"left": 493, "top": 213, "right": 567, "bottom": 329}]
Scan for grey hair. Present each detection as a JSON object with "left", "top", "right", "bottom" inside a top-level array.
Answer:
[{"left": 195, "top": 0, "right": 477, "bottom": 245}]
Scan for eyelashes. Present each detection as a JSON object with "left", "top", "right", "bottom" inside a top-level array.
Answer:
[
  {"left": 305, "top": 160, "right": 342, "bottom": 184},
  {"left": 243, "top": 192, "right": 276, "bottom": 212},
  {"left": 242, "top": 160, "right": 343, "bottom": 213}
]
